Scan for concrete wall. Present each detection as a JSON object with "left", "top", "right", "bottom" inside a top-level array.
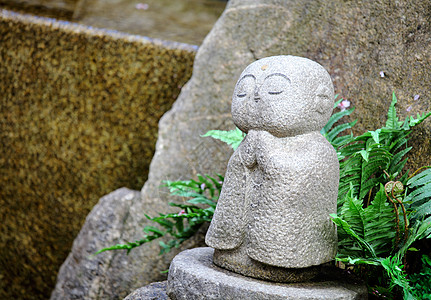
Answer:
[{"left": 0, "top": 9, "right": 196, "bottom": 299}]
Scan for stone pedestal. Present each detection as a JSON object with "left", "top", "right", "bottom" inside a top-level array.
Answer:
[{"left": 167, "top": 248, "right": 368, "bottom": 300}]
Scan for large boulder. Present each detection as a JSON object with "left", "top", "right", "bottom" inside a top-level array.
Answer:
[{"left": 53, "top": 0, "right": 431, "bottom": 298}]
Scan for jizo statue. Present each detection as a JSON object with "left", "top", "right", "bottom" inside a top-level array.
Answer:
[{"left": 205, "top": 55, "right": 339, "bottom": 282}]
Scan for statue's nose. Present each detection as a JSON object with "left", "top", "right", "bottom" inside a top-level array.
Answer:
[{"left": 254, "top": 86, "right": 261, "bottom": 102}]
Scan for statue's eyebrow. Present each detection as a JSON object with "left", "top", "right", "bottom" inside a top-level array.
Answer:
[
  {"left": 265, "top": 73, "right": 291, "bottom": 83},
  {"left": 239, "top": 74, "right": 256, "bottom": 81}
]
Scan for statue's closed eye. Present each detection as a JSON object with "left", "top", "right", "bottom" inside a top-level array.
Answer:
[
  {"left": 268, "top": 91, "right": 283, "bottom": 95},
  {"left": 262, "top": 73, "right": 290, "bottom": 96},
  {"left": 235, "top": 74, "right": 255, "bottom": 98}
]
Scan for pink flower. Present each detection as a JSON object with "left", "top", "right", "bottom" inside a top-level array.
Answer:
[
  {"left": 337, "top": 99, "right": 351, "bottom": 111},
  {"left": 178, "top": 209, "right": 186, "bottom": 216},
  {"left": 379, "top": 71, "right": 385, "bottom": 78},
  {"left": 406, "top": 106, "right": 412, "bottom": 112},
  {"left": 135, "top": 3, "right": 149, "bottom": 10}
]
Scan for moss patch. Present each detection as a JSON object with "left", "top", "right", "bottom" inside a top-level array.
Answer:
[{"left": 0, "top": 10, "right": 195, "bottom": 299}]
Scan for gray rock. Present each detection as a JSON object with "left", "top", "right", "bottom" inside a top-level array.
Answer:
[
  {"left": 50, "top": 188, "right": 151, "bottom": 300},
  {"left": 124, "top": 281, "right": 169, "bottom": 300},
  {"left": 51, "top": 188, "right": 208, "bottom": 300},
  {"left": 205, "top": 56, "right": 339, "bottom": 281},
  {"left": 167, "top": 247, "right": 368, "bottom": 300}
]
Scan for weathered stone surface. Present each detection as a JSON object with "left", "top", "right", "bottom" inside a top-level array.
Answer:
[
  {"left": 206, "top": 56, "right": 339, "bottom": 281},
  {"left": 72, "top": 0, "right": 226, "bottom": 45},
  {"left": 0, "top": 9, "right": 195, "bottom": 300},
  {"left": 167, "top": 248, "right": 368, "bottom": 300},
  {"left": 124, "top": 281, "right": 169, "bottom": 300},
  {"left": 54, "top": 0, "right": 431, "bottom": 298},
  {"left": 51, "top": 188, "right": 208, "bottom": 299},
  {"left": 0, "top": 0, "right": 226, "bottom": 46},
  {"left": 50, "top": 188, "right": 145, "bottom": 300}
]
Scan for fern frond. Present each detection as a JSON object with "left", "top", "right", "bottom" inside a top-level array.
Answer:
[
  {"left": 388, "top": 146, "right": 411, "bottom": 175},
  {"left": 396, "top": 217, "right": 431, "bottom": 261},
  {"left": 364, "top": 185, "right": 396, "bottom": 256},
  {"left": 405, "top": 168, "right": 431, "bottom": 221},
  {"left": 330, "top": 213, "right": 377, "bottom": 258},
  {"left": 385, "top": 92, "right": 400, "bottom": 129},
  {"left": 202, "top": 127, "right": 245, "bottom": 150},
  {"left": 326, "top": 120, "right": 357, "bottom": 143},
  {"left": 411, "top": 202, "right": 431, "bottom": 221},
  {"left": 408, "top": 112, "right": 431, "bottom": 127},
  {"left": 359, "top": 178, "right": 383, "bottom": 200},
  {"left": 322, "top": 107, "right": 355, "bottom": 135},
  {"left": 407, "top": 168, "right": 431, "bottom": 187}
]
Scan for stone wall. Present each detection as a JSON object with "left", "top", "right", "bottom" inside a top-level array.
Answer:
[{"left": 0, "top": 9, "right": 195, "bottom": 300}]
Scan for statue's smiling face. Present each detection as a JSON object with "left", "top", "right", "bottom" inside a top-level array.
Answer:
[{"left": 231, "top": 56, "right": 334, "bottom": 137}]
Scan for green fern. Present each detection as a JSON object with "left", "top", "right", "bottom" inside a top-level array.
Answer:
[
  {"left": 95, "top": 174, "right": 222, "bottom": 255},
  {"left": 201, "top": 127, "right": 245, "bottom": 150},
  {"left": 386, "top": 92, "right": 401, "bottom": 129},
  {"left": 321, "top": 95, "right": 356, "bottom": 148},
  {"left": 405, "top": 168, "right": 431, "bottom": 225},
  {"left": 332, "top": 185, "right": 395, "bottom": 259},
  {"left": 336, "top": 94, "right": 431, "bottom": 209}
]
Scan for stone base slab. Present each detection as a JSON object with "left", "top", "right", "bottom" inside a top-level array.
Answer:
[
  {"left": 124, "top": 281, "right": 170, "bottom": 300},
  {"left": 167, "top": 247, "right": 368, "bottom": 300}
]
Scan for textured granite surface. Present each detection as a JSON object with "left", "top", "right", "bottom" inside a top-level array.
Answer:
[
  {"left": 167, "top": 248, "right": 368, "bottom": 300},
  {"left": 124, "top": 281, "right": 170, "bottom": 300},
  {"left": 0, "top": 9, "right": 195, "bottom": 300},
  {"left": 206, "top": 56, "right": 339, "bottom": 281}
]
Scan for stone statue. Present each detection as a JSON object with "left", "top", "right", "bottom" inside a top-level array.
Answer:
[{"left": 205, "top": 55, "right": 339, "bottom": 282}]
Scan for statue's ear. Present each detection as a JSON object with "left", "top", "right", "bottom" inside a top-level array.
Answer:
[{"left": 315, "top": 84, "right": 333, "bottom": 115}]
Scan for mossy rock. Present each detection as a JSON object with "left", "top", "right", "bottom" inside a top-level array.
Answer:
[{"left": 0, "top": 10, "right": 195, "bottom": 300}]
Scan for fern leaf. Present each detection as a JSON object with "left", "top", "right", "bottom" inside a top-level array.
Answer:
[
  {"left": 388, "top": 132, "right": 409, "bottom": 153},
  {"left": 207, "top": 174, "right": 223, "bottom": 190},
  {"left": 326, "top": 121, "right": 357, "bottom": 143},
  {"left": 359, "top": 178, "right": 382, "bottom": 200},
  {"left": 397, "top": 219, "right": 431, "bottom": 261},
  {"left": 332, "top": 134, "right": 355, "bottom": 147},
  {"left": 409, "top": 112, "right": 431, "bottom": 127},
  {"left": 321, "top": 107, "right": 355, "bottom": 135},
  {"left": 341, "top": 142, "right": 366, "bottom": 156},
  {"left": 361, "top": 157, "right": 390, "bottom": 180},
  {"left": 404, "top": 185, "right": 431, "bottom": 204},
  {"left": 202, "top": 128, "right": 245, "bottom": 150},
  {"left": 330, "top": 213, "right": 377, "bottom": 258},
  {"left": 385, "top": 92, "right": 399, "bottom": 129},
  {"left": 364, "top": 185, "right": 396, "bottom": 256},
  {"left": 389, "top": 160, "right": 408, "bottom": 180},
  {"left": 359, "top": 150, "right": 369, "bottom": 161},
  {"left": 388, "top": 147, "right": 412, "bottom": 174},
  {"left": 412, "top": 201, "right": 431, "bottom": 220},
  {"left": 405, "top": 170, "right": 431, "bottom": 221},
  {"left": 407, "top": 168, "right": 431, "bottom": 187},
  {"left": 187, "top": 197, "right": 217, "bottom": 208},
  {"left": 369, "top": 129, "right": 381, "bottom": 144}
]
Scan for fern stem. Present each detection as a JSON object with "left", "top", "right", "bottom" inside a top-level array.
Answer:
[
  {"left": 385, "top": 182, "right": 401, "bottom": 247},
  {"left": 391, "top": 183, "right": 408, "bottom": 243},
  {"left": 383, "top": 169, "right": 390, "bottom": 179},
  {"left": 366, "top": 188, "right": 373, "bottom": 208},
  {"left": 408, "top": 166, "right": 431, "bottom": 179}
]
